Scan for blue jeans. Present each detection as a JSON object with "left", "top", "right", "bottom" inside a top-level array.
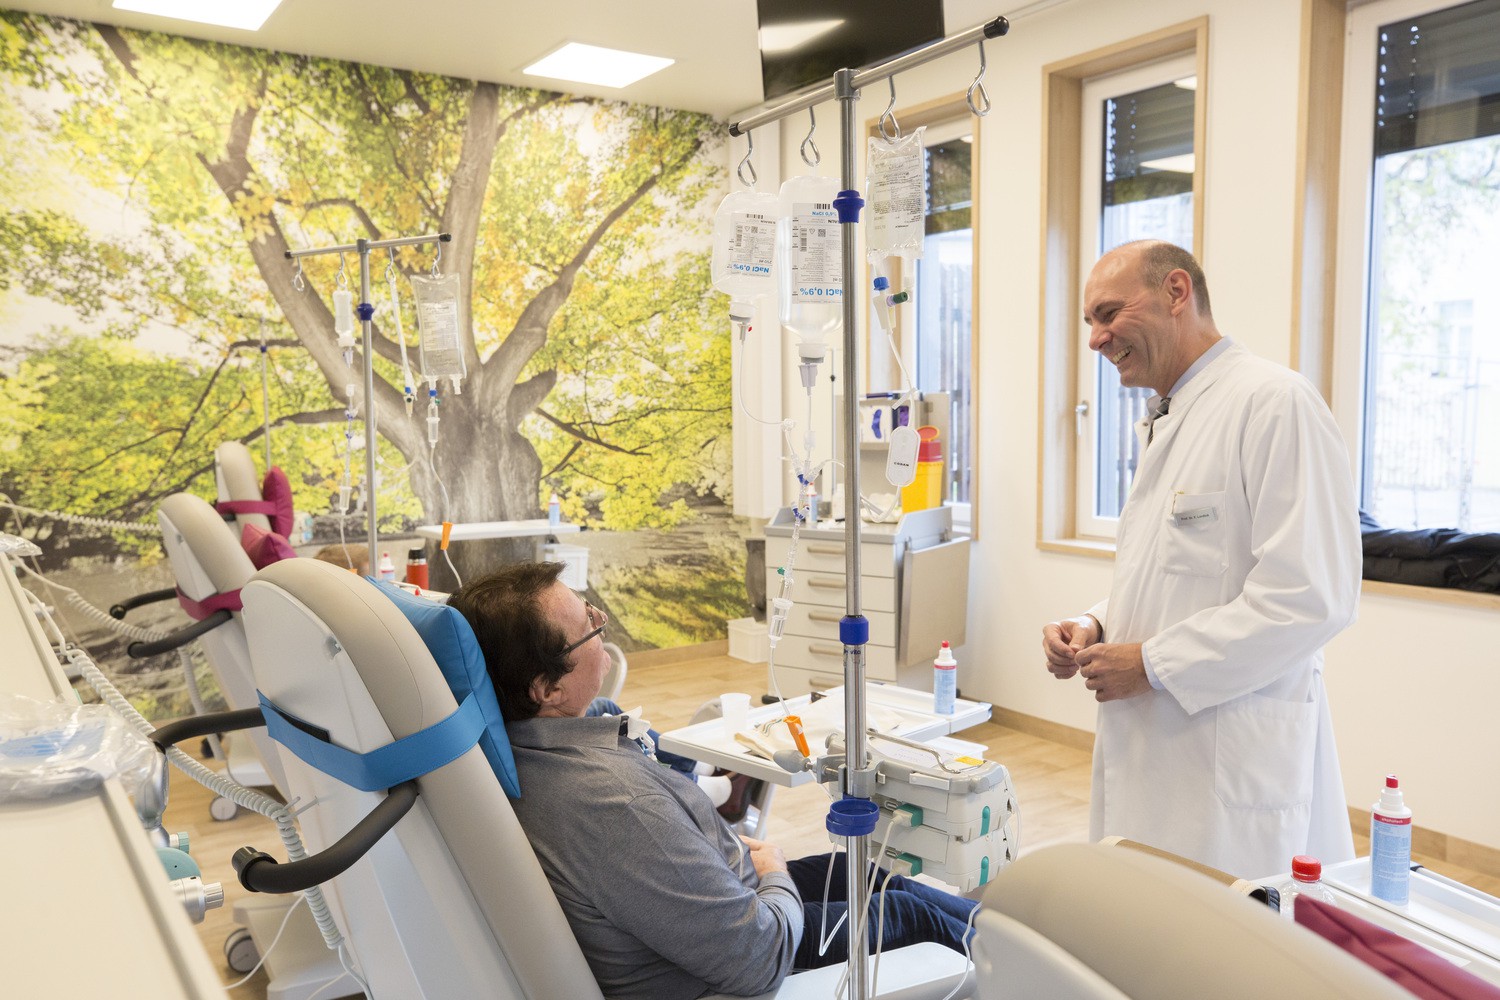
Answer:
[
  {"left": 788, "top": 852, "right": 977, "bottom": 969},
  {"left": 586, "top": 697, "right": 698, "bottom": 775}
]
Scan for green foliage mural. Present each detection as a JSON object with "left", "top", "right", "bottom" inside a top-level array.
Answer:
[{"left": 0, "top": 11, "right": 748, "bottom": 673}]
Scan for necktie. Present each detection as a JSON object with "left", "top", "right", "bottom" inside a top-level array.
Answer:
[{"left": 1147, "top": 395, "right": 1171, "bottom": 445}]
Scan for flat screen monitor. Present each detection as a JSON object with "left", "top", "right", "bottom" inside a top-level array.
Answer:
[{"left": 757, "top": 0, "right": 946, "bottom": 103}]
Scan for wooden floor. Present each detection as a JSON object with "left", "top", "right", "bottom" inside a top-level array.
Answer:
[{"left": 165, "top": 650, "right": 1497, "bottom": 998}]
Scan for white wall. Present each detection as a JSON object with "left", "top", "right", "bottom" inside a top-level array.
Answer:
[{"left": 750, "top": 0, "right": 1500, "bottom": 852}]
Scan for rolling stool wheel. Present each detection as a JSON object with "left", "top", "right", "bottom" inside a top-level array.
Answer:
[
  {"left": 209, "top": 795, "right": 240, "bottom": 822},
  {"left": 224, "top": 926, "right": 258, "bottom": 974}
]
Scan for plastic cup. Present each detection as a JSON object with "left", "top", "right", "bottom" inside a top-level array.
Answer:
[{"left": 720, "top": 692, "right": 751, "bottom": 738}]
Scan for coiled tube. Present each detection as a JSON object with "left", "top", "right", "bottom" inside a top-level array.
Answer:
[{"left": 51, "top": 634, "right": 344, "bottom": 952}]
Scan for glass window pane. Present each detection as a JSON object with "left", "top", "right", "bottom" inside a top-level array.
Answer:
[
  {"left": 1364, "top": 134, "right": 1500, "bottom": 530},
  {"left": 916, "top": 135, "right": 973, "bottom": 505},
  {"left": 1092, "top": 77, "right": 1195, "bottom": 519}
]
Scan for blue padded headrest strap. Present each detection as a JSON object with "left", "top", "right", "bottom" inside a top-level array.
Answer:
[
  {"left": 369, "top": 580, "right": 521, "bottom": 798},
  {"left": 258, "top": 690, "right": 485, "bottom": 793}
]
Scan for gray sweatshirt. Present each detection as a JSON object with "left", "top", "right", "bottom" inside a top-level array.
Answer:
[{"left": 506, "top": 714, "right": 804, "bottom": 999}]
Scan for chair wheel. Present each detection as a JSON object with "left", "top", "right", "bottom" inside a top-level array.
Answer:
[
  {"left": 209, "top": 796, "right": 239, "bottom": 822},
  {"left": 224, "top": 926, "right": 259, "bottom": 974}
]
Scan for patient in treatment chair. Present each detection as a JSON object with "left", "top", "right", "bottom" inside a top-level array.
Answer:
[
  {"left": 311, "top": 542, "right": 369, "bottom": 576},
  {"left": 449, "top": 563, "right": 976, "bottom": 1000}
]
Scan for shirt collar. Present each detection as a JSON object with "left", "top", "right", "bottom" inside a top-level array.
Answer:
[
  {"left": 506, "top": 714, "right": 625, "bottom": 751},
  {"left": 1168, "top": 336, "right": 1234, "bottom": 398}
]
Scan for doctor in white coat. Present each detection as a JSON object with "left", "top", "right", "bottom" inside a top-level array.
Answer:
[{"left": 1042, "top": 241, "right": 1360, "bottom": 878}]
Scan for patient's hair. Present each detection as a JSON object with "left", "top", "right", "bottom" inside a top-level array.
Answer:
[
  {"left": 312, "top": 543, "right": 369, "bottom": 576},
  {"left": 448, "top": 562, "right": 571, "bottom": 722}
]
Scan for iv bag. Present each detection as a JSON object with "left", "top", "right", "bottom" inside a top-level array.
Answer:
[
  {"left": 711, "top": 188, "right": 779, "bottom": 300},
  {"left": 866, "top": 127, "right": 926, "bottom": 262},
  {"left": 410, "top": 272, "right": 467, "bottom": 390},
  {"left": 777, "top": 173, "right": 842, "bottom": 350}
]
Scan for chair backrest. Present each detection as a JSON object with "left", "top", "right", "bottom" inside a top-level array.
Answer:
[
  {"left": 215, "top": 441, "right": 271, "bottom": 532},
  {"left": 241, "top": 558, "right": 605, "bottom": 1000},
  {"left": 972, "top": 843, "right": 1412, "bottom": 1000},
  {"left": 157, "top": 492, "right": 288, "bottom": 793}
]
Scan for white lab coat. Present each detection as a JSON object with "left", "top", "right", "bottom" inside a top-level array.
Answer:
[{"left": 1087, "top": 341, "right": 1360, "bottom": 878}]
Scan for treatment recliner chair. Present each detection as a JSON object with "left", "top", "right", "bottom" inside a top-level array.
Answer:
[
  {"left": 235, "top": 557, "right": 973, "bottom": 1000},
  {"left": 970, "top": 842, "right": 1413, "bottom": 1000},
  {"left": 154, "top": 492, "right": 351, "bottom": 998},
  {"left": 155, "top": 491, "right": 288, "bottom": 803}
]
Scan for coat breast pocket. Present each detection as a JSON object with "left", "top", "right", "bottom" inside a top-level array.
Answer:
[{"left": 1157, "top": 490, "right": 1228, "bottom": 577}]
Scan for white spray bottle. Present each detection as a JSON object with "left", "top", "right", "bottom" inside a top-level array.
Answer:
[{"left": 1371, "top": 774, "right": 1412, "bottom": 904}]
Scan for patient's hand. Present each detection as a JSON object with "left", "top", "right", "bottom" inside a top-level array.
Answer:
[{"left": 740, "top": 836, "right": 788, "bottom": 877}]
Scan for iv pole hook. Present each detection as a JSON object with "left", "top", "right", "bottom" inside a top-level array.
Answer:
[
  {"left": 967, "top": 39, "right": 992, "bottom": 117},
  {"left": 737, "top": 130, "right": 758, "bottom": 187},
  {"left": 385, "top": 247, "right": 398, "bottom": 282},
  {"left": 292, "top": 258, "right": 305, "bottom": 292},
  {"left": 430, "top": 240, "right": 442, "bottom": 277},
  {"left": 335, "top": 253, "right": 348, "bottom": 289},
  {"left": 800, "top": 108, "right": 820, "bottom": 168},
  {"left": 879, "top": 77, "right": 902, "bottom": 140}
]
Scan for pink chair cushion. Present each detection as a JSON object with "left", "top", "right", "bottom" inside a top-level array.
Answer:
[
  {"left": 261, "top": 466, "right": 295, "bottom": 538},
  {"left": 241, "top": 522, "right": 297, "bottom": 571},
  {"left": 1296, "top": 897, "right": 1500, "bottom": 999}
]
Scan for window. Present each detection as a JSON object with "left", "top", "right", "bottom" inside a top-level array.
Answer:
[
  {"left": 1336, "top": 0, "right": 1500, "bottom": 532},
  {"left": 1075, "top": 55, "right": 1199, "bottom": 537},
  {"left": 915, "top": 118, "right": 975, "bottom": 509},
  {"left": 1036, "top": 19, "right": 1206, "bottom": 554},
  {"left": 866, "top": 97, "right": 980, "bottom": 533}
]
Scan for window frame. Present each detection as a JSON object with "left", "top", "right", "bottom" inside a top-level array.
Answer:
[
  {"left": 1331, "top": 0, "right": 1500, "bottom": 531},
  {"left": 1036, "top": 18, "right": 1208, "bottom": 557}
]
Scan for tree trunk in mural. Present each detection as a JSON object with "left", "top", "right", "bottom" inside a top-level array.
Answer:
[{"left": 90, "top": 25, "right": 709, "bottom": 570}]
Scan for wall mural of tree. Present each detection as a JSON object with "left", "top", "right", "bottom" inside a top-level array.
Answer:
[{"left": 0, "top": 12, "right": 748, "bottom": 706}]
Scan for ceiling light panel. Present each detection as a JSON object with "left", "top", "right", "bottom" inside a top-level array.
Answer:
[
  {"left": 112, "top": 0, "right": 283, "bottom": 31},
  {"left": 523, "top": 42, "right": 674, "bottom": 89}
]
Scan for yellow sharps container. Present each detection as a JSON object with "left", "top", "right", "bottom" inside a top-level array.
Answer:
[{"left": 900, "top": 425, "right": 943, "bottom": 513}]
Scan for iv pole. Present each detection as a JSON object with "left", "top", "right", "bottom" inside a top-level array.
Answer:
[
  {"left": 728, "top": 14, "right": 1007, "bottom": 999},
  {"left": 285, "top": 232, "right": 452, "bottom": 574}
]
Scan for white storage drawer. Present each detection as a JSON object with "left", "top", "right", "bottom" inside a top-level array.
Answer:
[
  {"left": 765, "top": 537, "right": 898, "bottom": 579},
  {"left": 775, "top": 634, "right": 897, "bottom": 680},
  {"left": 789, "top": 570, "right": 897, "bottom": 613},
  {"left": 786, "top": 605, "right": 897, "bottom": 648}
]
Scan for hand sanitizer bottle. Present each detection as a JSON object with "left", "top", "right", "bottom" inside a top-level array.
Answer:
[
  {"left": 1371, "top": 774, "right": 1412, "bottom": 904},
  {"left": 933, "top": 641, "right": 957, "bottom": 715}
]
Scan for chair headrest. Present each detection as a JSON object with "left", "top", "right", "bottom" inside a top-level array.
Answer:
[
  {"left": 370, "top": 580, "right": 521, "bottom": 799},
  {"left": 159, "top": 492, "right": 256, "bottom": 600},
  {"left": 214, "top": 440, "right": 294, "bottom": 537}
]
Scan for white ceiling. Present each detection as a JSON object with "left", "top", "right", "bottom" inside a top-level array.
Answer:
[{"left": 6, "top": 0, "right": 1041, "bottom": 120}]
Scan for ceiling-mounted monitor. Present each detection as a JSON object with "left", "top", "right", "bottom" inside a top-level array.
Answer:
[{"left": 756, "top": 0, "right": 946, "bottom": 103}]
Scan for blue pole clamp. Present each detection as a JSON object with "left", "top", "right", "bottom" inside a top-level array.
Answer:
[
  {"left": 357, "top": 302, "right": 375, "bottom": 321},
  {"left": 832, "top": 189, "right": 864, "bottom": 224},
  {"left": 839, "top": 615, "right": 869, "bottom": 646},
  {"left": 826, "top": 796, "right": 879, "bottom": 838}
]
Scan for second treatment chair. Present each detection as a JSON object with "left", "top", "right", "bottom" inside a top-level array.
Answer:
[{"left": 235, "top": 557, "right": 973, "bottom": 1000}]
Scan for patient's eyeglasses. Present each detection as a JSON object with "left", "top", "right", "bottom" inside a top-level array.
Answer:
[{"left": 560, "top": 602, "right": 608, "bottom": 656}]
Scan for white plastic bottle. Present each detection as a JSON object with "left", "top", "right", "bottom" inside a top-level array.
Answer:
[
  {"left": 933, "top": 641, "right": 957, "bottom": 715},
  {"left": 1280, "top": 855, "right": 1336, "bottom": 919},
  {"left": 376, "top": 551, "right": 396, "bottom": 582},
  {"left": 547, "top": 493, "right": 561, "bottom": 528},
  {"left": 777, "top": 173, "right": 843, "bottom": 367},
  {"left": 1371, "top": 774, "right": 1412, "bottom": 904},
  {"left": 711, "top": 187, "right": 779, "bottom": 333}
]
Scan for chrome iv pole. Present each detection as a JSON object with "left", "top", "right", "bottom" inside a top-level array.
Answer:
[
  {"left": 284, "top": 232, "right": 452, "bottom": 574},
  {"left": 727, "top": 14, "right": 1007, "bottom": 999}
]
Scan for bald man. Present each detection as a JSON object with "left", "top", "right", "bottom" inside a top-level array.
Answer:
[{"left": 1041, "top": 240, "right": 1361, "bottom": 877}]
